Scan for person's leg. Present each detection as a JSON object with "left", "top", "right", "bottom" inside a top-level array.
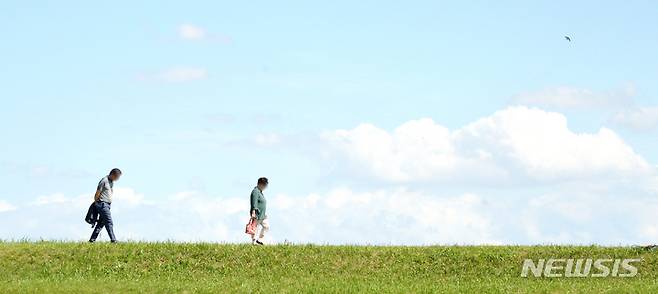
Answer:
[
  {"left": 99, "top": 203, "right": 117, "bottom": 242},
  {"left": 89, "top": 202, "right": 104, "bottom": 242},
  {"left": 258, "top": 218, "right": 269, "bottom": 241},
  {"left": 251, "top": 225, "right": 257, "bottom": 244},
  {"left": 89, "top": 222, "right": 105, "bottom": 242},
  {"left": 92, "top": 202, "right": 116, "bottom": 242},
  {"left": 251, "top": 220, "right": 261, "bottom": 244}
]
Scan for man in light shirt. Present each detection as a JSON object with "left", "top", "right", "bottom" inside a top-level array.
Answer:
[{"left": 89, "top": 168, "right": 122, "bottom": 243}]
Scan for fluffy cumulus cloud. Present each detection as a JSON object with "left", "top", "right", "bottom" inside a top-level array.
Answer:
[
  {"left": 323, "top": 106, "right": 651, "bottom": 183},
  {"left": 2, "top": 185, "right": 658, "bottom": 245},
  {"left": 271, "top": 189, "right": 498, "bottom": 245},
  {"left": 0, "top": 189, "right": 243, "bottom": 242},
  {"left": 520, "top": 191, "right": 658, "bottom": 245},
  {"left": 511, "top": 85, "right": 635, "bottom": 109},
  {"left": 611, "top": 107, "right": 658, "bottom": 131},
  {"left": 2, "top": 106, "right": 657, "bottom": 245},
  {"left": 0, "top": 188, "right": 499, "bottom": 245}
]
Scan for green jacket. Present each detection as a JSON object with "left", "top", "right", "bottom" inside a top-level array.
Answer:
[{"left": 250, "top": 187, "right": 267, "bottom": 220}]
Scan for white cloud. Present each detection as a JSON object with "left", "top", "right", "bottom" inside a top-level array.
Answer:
[
  {"left": 4, "top": 184, "right": 658, "bottom": 245},
  {"left": 0, "top": 188, "right": 250, "bottom": 242},
  {"left": 178, "top": 24, "right": 206, "bottom": 40},
  {"left": 112, "top": 188, "right": 148, "bottom": 207},
  {"left": 2, "top": 107, "right": 657, "bottom": 245},
  {"left": 31, "top": 193, "right": 72, "bottom": 206},
  {"left": 642, "top": 225, "right": 658, "bottom": 241},
  {"left": 28, "top": 189, "right": 144, "bottom": 208},
  {"left": 324, "top": 119, "right": 456, "bottom": 182},
  {"left": 271, "top": 188, "right": 499, "bottom": 245},
  {"left": 323, "top": 106, "right": 651, "bottom": 183},
  {"left": 0, "top": 200, "right": 16, "bottom": 212},
  {"left": 610, "top": 106, "right": 658, "bottom": 131},
  {"left": 520, "top": 191, "right": 658, "bottom": 245},
  {"left": 0, "top": 188, "right": 499, "bottom": 245},
  {"left": 512, "top": 85, "right": 635, "bottom": 109}
]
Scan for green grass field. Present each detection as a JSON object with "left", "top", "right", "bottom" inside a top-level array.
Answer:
[{"left": 1, "top": 242, "right": 657, "bottom": 293}]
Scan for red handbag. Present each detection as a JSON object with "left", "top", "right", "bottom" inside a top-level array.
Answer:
[{"left": 245, "top": 217, "right": 257, "bottom": 235}]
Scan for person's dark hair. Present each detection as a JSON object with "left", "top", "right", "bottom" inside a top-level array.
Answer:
[
  {"left": 109, "top": 168, "right": 122, "bottom": 176},
  {"left": 257, "top": 177, "right": 268, "bottom": 186}
]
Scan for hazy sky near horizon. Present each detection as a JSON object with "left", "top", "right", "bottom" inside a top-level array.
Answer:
[{"left": 1, "top": 1, "right": 658, "bottom": 244}]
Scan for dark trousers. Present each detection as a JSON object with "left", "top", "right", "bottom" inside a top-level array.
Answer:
[{"left": 89, "top": 201, "right": 116, "bottom": 242}]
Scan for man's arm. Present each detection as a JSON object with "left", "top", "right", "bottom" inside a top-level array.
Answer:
[
  {"left": 250, "top": 190, "right": 258, "bottom": 218},
  {"left": 94, "top": 189, "right": 101, "bottom": 202}
]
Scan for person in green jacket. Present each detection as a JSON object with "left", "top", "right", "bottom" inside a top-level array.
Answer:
[{"left": 250, "top": 177, "right": 269, "bottom": 245}]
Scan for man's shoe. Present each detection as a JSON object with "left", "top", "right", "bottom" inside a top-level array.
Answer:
[
  {"left": 110, "top": 240, "right": 118, "bottom": 244},
  {"left": 88, "top": 239, "right": 95, "bottom": 243},
  {"left": 255, "top": 240, "right": 264, "bottom": 245}
]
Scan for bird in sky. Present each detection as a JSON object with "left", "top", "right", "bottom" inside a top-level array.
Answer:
[{"left": 565, "top": 36, "right": 572, "bottom": 42}]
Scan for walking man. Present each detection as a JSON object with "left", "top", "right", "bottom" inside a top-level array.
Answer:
[
  {"left": 89, "top": 168, "right": 122, "bottom": 243},
  {"left": 250, "top": 177, "right": 269, "bottom": 245}
]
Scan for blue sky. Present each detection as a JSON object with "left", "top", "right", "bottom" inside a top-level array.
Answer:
[{"left": 1, "top": 1, "right": 657, "bottom": 244}]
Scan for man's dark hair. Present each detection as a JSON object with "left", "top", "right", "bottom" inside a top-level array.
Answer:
[
  {"left": 109, "top": 168, "right": 122, "bottom": 176},
  {"left": 257, "top": 177, "right": 268, "bottom": 185}
]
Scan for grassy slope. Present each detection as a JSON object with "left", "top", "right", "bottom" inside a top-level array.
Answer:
[{"left": 1, "top": 242, "right": 657, "bottom": 293}]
